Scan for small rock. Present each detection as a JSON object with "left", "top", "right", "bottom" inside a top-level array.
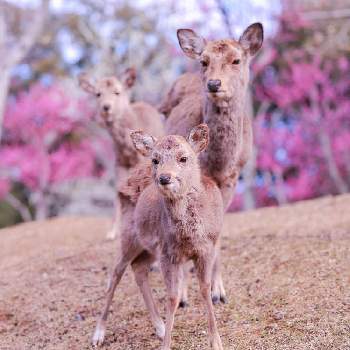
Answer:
[{"left": 75, "top": 313, "right": 85, "bottom": 321}]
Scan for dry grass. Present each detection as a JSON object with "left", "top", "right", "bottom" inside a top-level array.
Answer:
[{"left": 0, "top": 194, "right": 349, "bottom": 350}]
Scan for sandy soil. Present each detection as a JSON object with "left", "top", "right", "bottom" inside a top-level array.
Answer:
[{"left": 0, "top": 194, "right": 349, "bottom": 350}]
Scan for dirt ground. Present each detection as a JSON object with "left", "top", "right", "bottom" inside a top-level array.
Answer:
[{"left": 0, "top": 194, "right": 349, "bottom": 350}]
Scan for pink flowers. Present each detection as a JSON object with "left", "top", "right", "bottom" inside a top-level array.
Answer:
[
  {"left": 246, "top": 12, "right": 350, "bottom": 209},
  {"left": 0, "top": 81, "right": 108, "bottom": 219}
]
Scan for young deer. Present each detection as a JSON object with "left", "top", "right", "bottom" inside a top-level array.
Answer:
[
  {"left": 92, "top": 124, "right": 224, "bottom": 350},
  {"left": 159, "top": 23, "right": 263, "bottom": 303},
  {"left": 79, "top": 68, "right": 164, "bottom": 239}
]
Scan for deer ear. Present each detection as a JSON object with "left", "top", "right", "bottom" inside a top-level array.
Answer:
[
  {"left": 177, "top": 29, "right": 206, "bottom": 59},
  {"left": 130, "top": 130, "right": 156, "bottom": 156},
  {"left": 78, "top": 73, "right": 96, "bottom": 94},
  {"left": 188, "top": 124, "right": 209, "bottom": 153},
  {"left": 239, "top": 22, "right": 264, "bottom": 56},
  {"left": 122, "top": 67, "right": 137, "bottom": 89}
]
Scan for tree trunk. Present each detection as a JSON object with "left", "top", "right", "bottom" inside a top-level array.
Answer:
[
  {"left": 0, "top": 69, "right": 10, "bottom": 140},
  {"left": 319, "top": 129, "right": 349, "bottom": 194}
]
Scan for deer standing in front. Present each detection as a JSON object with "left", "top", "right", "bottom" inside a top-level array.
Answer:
[
  {"left": 92, "top": 124, "right": 224, "bottom": 350},
  {"left": 79, "top": 68, "right": 164, "bottom": 239},
  {"left": 159, "top": 23, "right": 264, "bottom": 302}
]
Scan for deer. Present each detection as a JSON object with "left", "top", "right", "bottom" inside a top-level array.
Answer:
[
  {"left": 92, "top": 124, "right": 224, "bottom": 350},
  {"left": 158, "top": 23, "right": 264, "bottom": 303},
  {"left": 78, "top": 68, "right": 164, "bottom": 239}
]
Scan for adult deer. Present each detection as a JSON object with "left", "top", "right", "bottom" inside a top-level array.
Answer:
[
  {"left": 79, "top": 68, "right": 164, "bottom": 239},
  {"left": 159, "top": 23, "right": 263, "bottom": 303}
]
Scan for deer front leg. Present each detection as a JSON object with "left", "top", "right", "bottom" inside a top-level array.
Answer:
[
  {"left": 160, "top": 258, "right": 182, "bottom": 350},
  {"left": 106, "top": 193, "right": 122, "bottom": 240},
  {"left": 179, "top": 262, "right": 190, "bottom": 308},
  {"left": 195, "top": 255, "right": 223, "bottom": 350},
  {"left": 131, "top": 251, "right": 165, "bottom": 338},
  {"left": 211, "top": 244, "right": 227, "bottom": 305},
  {"left": 92, "top": 242, "right": 142, "bottom": 347}
]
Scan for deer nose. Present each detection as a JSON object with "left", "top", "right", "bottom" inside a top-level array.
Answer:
[
  {"left": 207, "top": 79, "right": 221, "bottom": 93},
  {"left": 159, "top": 174, "right": 172, "bottom": 185},
  {"left": 103, "top": 104, "right": 111, "bottom": 112}
]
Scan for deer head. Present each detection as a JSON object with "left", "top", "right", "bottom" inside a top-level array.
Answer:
[
  {"left": 131, "top": 124, "right": 209, "bottom": 199},
  {"left": 177, "top": 23, "right": 263, "bottom": 107},
  {"left": 78, "top": 68, "right": 136, "bottom": 122}
]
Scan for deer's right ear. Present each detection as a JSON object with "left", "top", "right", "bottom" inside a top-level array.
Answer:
[
  {"left": 188, "top": 124, "right": 209, "bottom": 153},
  {"left": 130, "top": 130, "right": 156, "bottom": 157},
  {"left": 177, "top": 29, "right": 206, "bottom": 59},
  {"left": 78, "top": 73, "right": 96, "bottom": 94}
]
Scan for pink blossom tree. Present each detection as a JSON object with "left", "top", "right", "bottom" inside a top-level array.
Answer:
[
  {"left": 0, "top": 81, "right": 110, "bottom": 223},
  {"left": 248, "top": 13, "right": 350, "bottom": 208}
]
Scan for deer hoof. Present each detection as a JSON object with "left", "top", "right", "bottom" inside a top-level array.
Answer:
[
  {"left": 155, "top": 321, "right": 165, "bottom": 339},
  {"left": 212, "top": 295, "right": 220, "bottom": 305},
  {"left": 220, "top": 295, "right": 228, "bottom": 304},
  {"left": 92, "top": 323, "right": 106, "bottom": 347},
  {"left": 178, "top": 300, "right": 189, "bottom": 308}
]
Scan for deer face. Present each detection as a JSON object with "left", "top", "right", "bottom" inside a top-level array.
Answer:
[
  {"left": 78, "top": 68, "right": 136, "bottom": 122},
  {"left": 177, "top": 23, "right": 263, "bottom": 106},
  {"left": 131, "top": 124, "right": 209, "bottom": 199}
]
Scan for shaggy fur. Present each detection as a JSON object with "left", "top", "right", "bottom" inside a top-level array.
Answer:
[{"left": 92, "top": 125, "right": 225, "bottom": 350}]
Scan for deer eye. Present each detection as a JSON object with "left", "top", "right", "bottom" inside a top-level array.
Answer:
[
  {"left": 179, "top": 156, "right": 187, "bottom": 163},
  {"left": 152, "top": 159, "right": 159, "bottom": 165},
  {"left": 232, "top": 59, "right": 241, "bottom": 65},
  {"left": 200, "top": 60, "right": 208, "bottom": 68},
  {"left": 96, "top": 92, "right": 101, "bottom": 98}
]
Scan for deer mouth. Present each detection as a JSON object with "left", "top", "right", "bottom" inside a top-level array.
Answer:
[{"left": 206, "top": 90, "right": 226, "bottom": 94}]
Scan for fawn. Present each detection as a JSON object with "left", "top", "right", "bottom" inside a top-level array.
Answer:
[
  {"left": 79, "top": 68, "right": 164, "bottom": 239},
  {"left": 92, "top": 124, "right": 224, "bottom": 350},
  {"left": 159, "top": 23, "right": 263, "bottom": 304}
]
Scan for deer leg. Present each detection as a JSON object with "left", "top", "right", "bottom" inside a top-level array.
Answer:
[
  {"left": 211, "top": 246, "right": 227, "bottom": 305},
  {"left": 106, "top": 194, "right": 122, "bottom": 240},
  {"left": 179, "top": 262, "right": 190, "bottom": 308},
  {"left": 160, "top": 259, "right": 182, "bottom": 350},
  {"left": 195, "top": 255, "right": 223, "bottom": 350},
  {"left": 92, "top": 244, "right": 142, "bottom": 347},
  {"left": 131, "top": 251, "right": 165, "bottom": 338}
]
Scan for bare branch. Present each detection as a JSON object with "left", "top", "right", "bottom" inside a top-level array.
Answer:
[
  {"left": 5, "top": 193, "right": 32, "bottom": 222},
  {"left": 8, "top": 0, "right": 50, "bottom": 66}
]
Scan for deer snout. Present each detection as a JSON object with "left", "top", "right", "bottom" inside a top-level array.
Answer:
[
  {"left": 159, "top": 173, "right": 172, "bottom": 186},
  {"left": 207, "top": 79, "right": 221, "bottom": 93},
  {"left": 102, "top": 104, "right": 111, "bottom": 112}
]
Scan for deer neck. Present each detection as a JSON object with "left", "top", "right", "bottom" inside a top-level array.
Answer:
[
  {"left": 105, "top": 106, "right": 139, "bottom": 167},
  {"left": 162, "top": 181, "right": 202, "bottom": 228},
  {"left": 201, "top": 91, "right": 247, "bottom": 180}
]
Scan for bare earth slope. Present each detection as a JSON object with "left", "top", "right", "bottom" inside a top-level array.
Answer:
[{"left": 0, "top": 195, "right": 349, "bottom": 350}]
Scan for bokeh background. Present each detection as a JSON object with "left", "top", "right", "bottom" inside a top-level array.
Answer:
[{"left": 0, "top": 0, "right": 349, "bottom": 228}]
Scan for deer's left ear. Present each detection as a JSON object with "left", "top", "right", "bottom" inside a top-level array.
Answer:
[
  {"left": 239, "top": 22, "right": 264, "bottom": 56},
  {"left": 188, "top": 124, "right": 209, "bottom": 153},
  {"left": 121, "top": 67, "right": 137, "bottom": 89},
  {"left": 130, "top": 130, "right": 156, "bottom": 156}
]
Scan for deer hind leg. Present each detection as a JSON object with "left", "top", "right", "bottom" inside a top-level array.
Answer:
[
  {"left": 92, "top": 243, "right": 142, "bottom": 347},
  {"left": 131, "top": 251, "right": 165, "bottom": 338},
  {"left": 195, "top": 255, "right": 223, "bottom": 350},
  {"left": 160, "top": 258, "right": 182, "bottom": 350},
  {"left": 211, "top": 246, "right": 227, "bottom": 305}
]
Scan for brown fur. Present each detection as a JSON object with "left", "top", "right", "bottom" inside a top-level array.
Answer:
[
  {"left": 92, "top": 125, "right": 224, "bottom": 350},
  {"left": 162, "top": 23, "right": 263, "bottom": 208},
  {"left": 157, "top": 23, "right": 263, "bottom": 307},
  {"left": 78, "top": 69, "right": 164, "bottom": 239}
]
